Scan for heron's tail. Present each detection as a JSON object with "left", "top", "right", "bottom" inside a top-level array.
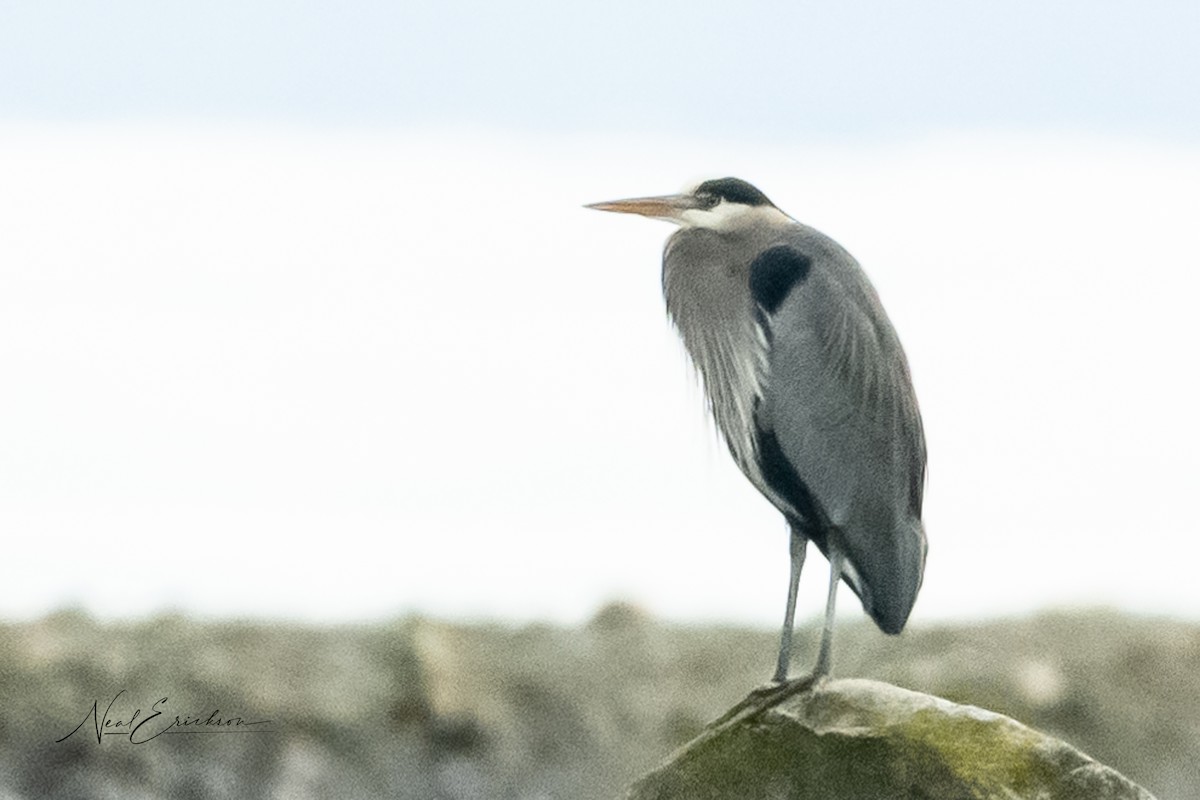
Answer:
[{"left": 843, "top": 517, "right": 926, "bottom": 636}]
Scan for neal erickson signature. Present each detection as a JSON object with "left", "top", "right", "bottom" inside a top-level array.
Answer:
[{"left": 56, "top": 690, "right": 274, "bottom": 745}]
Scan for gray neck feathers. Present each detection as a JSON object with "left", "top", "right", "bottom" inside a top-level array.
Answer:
[{"left": 662, "top": 227, "right": 768, "bottom": 481}]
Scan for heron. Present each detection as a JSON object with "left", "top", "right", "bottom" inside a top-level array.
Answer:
[{"left": 587, "top": 178, "right": 926, "bottom": 683}]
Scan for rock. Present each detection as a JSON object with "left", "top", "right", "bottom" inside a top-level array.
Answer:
[{"left": 625, "top": 678, "right": 1156, "bottom": 800}]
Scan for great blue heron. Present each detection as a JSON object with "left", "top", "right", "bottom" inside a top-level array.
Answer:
[{"left": 588, "top": 178, "right": 926, "bottom": 683}]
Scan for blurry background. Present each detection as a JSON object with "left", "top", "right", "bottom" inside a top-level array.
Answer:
[
  {"left": 2, "top": 2, "right": 1199, "bottom": 798},
  {"left": 3, "top": 0, "right": 1198, "bottom": 628}
]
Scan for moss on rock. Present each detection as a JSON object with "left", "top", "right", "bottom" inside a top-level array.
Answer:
[{"left": 626, "top": 679, "right": 1156, "bottom": 800}]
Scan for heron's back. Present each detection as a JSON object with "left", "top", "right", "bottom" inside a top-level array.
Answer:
[{"left": 665, "top": 219, "right": 926, "bottom": 634}]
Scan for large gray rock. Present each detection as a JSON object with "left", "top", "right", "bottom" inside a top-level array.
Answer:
[{"left": 626, "top": 678, "right": 1155, "bottom": 800}]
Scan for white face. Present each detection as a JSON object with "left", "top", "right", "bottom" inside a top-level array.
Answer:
[{"left": 678, "top": 198, "right": 790, "bottom": 231}]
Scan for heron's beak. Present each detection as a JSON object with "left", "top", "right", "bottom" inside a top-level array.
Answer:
[{"left": 585, "top": 194, "right": 702, "bottom": 221}]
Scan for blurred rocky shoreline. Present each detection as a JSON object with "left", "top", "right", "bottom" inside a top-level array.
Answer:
[{"left": 2, "top": 606, "right": 1195, "bottom": 799}]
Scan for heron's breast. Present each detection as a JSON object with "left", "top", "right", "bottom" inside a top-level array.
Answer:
[{"left": 663, "top": 232, "right": 769, "bottom": 488}]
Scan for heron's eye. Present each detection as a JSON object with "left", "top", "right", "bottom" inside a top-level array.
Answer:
[{"left": 698, "top": 194, "right": 720, "bottom": 209}]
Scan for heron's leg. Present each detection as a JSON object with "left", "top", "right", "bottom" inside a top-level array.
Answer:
[
  {"left": 813, "top": 548, "right": 843, "bottom": 678},
  {"left": 773, "top": 528, "right": 807, "bottom": 683}
]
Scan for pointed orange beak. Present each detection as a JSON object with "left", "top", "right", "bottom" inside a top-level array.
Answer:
[{"left": 585, "top": 194, "right": 703, "bottom": 220}]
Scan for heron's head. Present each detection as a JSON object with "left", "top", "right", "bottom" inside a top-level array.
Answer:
[{"left": 587, "top": 177, "right": 787, "bottom": 232}]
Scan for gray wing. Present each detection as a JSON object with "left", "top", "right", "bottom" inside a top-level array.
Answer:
[{"left": 750, "top": 233, "right": 926, "bottom": 634}]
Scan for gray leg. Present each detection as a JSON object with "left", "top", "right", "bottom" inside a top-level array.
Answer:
[
  {"left": 813, "top": 548, "right": 843, "bottom": 677},
  {"left": 773, "top": 528, "right": 807, "bottom": 683}
]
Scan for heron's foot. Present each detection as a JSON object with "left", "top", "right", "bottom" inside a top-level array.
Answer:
[
  {"left": 753, "top": 673, "right": 821, "bottom": 704},
  {"left": 711, "top": 673, "right": 821, "bottom": 728}
]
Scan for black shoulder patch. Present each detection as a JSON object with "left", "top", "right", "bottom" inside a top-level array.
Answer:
[
  {"left": 749, "top": 245, "right": 811, "bottom": 314},
  {"left": 694, "top": 177, "right": 773, "bottom": 207}
]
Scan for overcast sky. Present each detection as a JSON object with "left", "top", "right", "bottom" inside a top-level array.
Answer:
[
  {"left": 2, "top": 2, "right": 1198, "bottom": 628},
  {"left": 3, "top": 1, "right": 1200, "bottom": 141}
]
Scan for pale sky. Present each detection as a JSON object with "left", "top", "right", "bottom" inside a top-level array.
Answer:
[{"left": 2, "top": 3, "right": 1198, "bottom": 627}]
